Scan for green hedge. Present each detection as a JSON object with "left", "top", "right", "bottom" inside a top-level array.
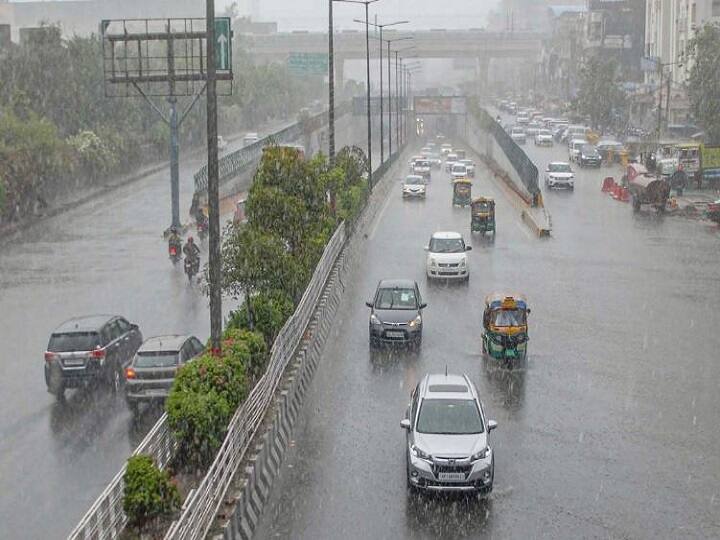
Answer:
[
  {"left": 226, "top": 290, "right": 295, "bottom": 348},
  {"left": 123, "top": 455, "right": 180, "bottom": 532}
]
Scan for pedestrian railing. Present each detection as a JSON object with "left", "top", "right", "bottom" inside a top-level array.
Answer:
[
  {"left": 67, "top": 413, "right": 176, "bottom": 540},
  {"left": 164, "top": 223, "right": 346, "bottom": 540}
]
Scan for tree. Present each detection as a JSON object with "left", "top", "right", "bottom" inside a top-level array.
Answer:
[
  {"left": 576, "top": 56, "right": 626, "bottom": 131},
  {"left": 688, "top": 23, "right": 720, "bottom": 144}
]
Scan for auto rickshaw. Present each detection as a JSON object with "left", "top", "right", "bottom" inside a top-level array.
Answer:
[
  {"left": 452, "top": 179, "right": 472, "bottom": 207},
  {"left": 482, "top": 293, "right": 530, "bottom": 363},
  {"left": 471, "top": 197, "right": 496, "bottom": 237}
]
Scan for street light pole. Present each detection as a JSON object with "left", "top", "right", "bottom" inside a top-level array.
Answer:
[
  {"left": 387, "top": 40, "right": 392, "bottom": 156},
  {"left": 328, "top": 0, "right": 335, "bottom": 163},
  {"left": 206, "top": 0, "right": 222, "bottom": 352}
]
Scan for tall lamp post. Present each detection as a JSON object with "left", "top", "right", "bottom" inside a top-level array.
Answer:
[
  {"left": 382, "top": 36, "right": 413, "bottom": 157},
  {"left": 394, "top": 47, "right": 416, "bottom": 150},
  {"left": 328, "top": 0, "right": 379, "bottom": 169},
  {"left": 357, "top": 19, "right": 408, "bottom": 163}
]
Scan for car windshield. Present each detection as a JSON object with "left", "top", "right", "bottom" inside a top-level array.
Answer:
[
  {"left": 48, "top": 332, "right": 101, "bottom": 352},
  {"left": 582, "top": 145, "right": 598, "bottom": 155},
  {"left": 429, "top": 237, "right": 465, "bottom": 253},
  {"left": 135, "top": 351, "right": 179, "bottom": 368},
  {"left": 549, "top": 163, "right": 571, "bottom": 172},
  {"left": 452, "top": 165, "right": 466, "bottom": 173},
  {"left": 538, "top": 130, "right": 552, "bottom": 136},
  {"left": 375, "top": 287, "right": 418, "bottom": 310},
  {"left": 405, "top": 177, "right": 426, "bottom": 185},
  {"left": 416, "top": 399, "right": 484, "bottom": 435},
  {"left": 492, "top": 309, "right": 526, "bottom": 327},
  {"left": 415, "top": 161, "right": 430, "bottom": 168}
]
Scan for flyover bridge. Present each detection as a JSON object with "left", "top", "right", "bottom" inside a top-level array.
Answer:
[{"left": 244, "top": 29, "right": 543, "bottom": 88}]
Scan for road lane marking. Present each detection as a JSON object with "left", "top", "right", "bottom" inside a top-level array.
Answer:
[{"left": 369, "top": 189, "right": 394, "bottom": 241}]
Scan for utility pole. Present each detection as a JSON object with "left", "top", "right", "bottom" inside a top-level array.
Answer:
[
  {"left": 379, "top": 25, "right": 384, "bottom": 163},
  {"left": 365, "top": 2, "right": 373, "bottom": 187},
  {"left": 206, "top": 0, "right": 222, "bottom": 352},
  {"left": 328, "top": 0, "right": 335, "bottom": 163},
  {"left": 387, "top": 40, "right": 392, "bottom": 156},
  {"left": 656, "top": 64, "right": 663, "bottom": 139}
]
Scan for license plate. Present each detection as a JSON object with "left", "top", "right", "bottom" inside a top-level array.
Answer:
[
  {"left": 438, "top": 472, "right": 465, "bottom": 482},
  {"left": 385, "top": 331, "right": 405, "bottom": 338},
  {"left": 63, "top": 358, "right": 85, "bottom": 366}
]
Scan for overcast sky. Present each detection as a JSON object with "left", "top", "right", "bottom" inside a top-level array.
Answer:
[{"left": 222, "top": 0, "right": 496, "bottom": 31}]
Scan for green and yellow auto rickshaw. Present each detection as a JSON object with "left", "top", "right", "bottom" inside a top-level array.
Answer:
[
  {"left": 452, "top": 179, "right": 472, "bottom": 207},
  {"left": 471, "top": 197, "right": 496, "bottom": 237},
  {"left": 482, "top": 293, "right": 530, "bottom": 363}
]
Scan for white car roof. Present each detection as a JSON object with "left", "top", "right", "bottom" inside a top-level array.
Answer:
[
  {"left": 431, "top": 231, "right": 463, "bottom": 240},
  {"left": 549, "top": 161, "right": 571, "bottom": 166}
]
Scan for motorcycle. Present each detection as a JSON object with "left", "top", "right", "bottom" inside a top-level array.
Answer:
[
  {"left": 168, "top": 239, "right": 182, "bottom": 265},
  {"left": 184, "top": 254, "right": 200, "bottom": 281},
  {"left": 197, "top": 217, "right": 208, "bottom": 240}
]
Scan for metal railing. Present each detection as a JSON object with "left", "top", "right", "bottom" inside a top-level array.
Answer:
[
  {"left": 164, "top": 223, "right": 346, "bottom": 540},
  {"left": 67, "top": 413, "right": 176, "bottom": 540}
]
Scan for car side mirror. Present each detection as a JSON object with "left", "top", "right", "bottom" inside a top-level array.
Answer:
[
  {"left": 400, "top": 418, "right": 411, "bottom": 430},
  {"left": 488, "top": 420, "right": 498, "bottom": 432},
  {"left": 527, "top": 308, "right": 531, "bottom": 315},
  {"left": 419, "top": 302, "right": 428, "bottom": 310},
  {"left": 465, "top": 246, "right": 472, "bottom": 251},
  {"left": 365, "top": 301, "right": 373, "bottom": 308}
]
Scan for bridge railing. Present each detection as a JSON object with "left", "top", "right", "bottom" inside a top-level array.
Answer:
[
  {"left": 164, "top": 223, "right": 347, "bottom": 540},
  {"left": 67, "top": 413, "right": 176, "bottom": 540}
]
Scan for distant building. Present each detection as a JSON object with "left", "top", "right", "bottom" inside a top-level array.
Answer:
[
  {"left": 541, "top": 5, "right": 587, "bottom": 98},
  {"left": 0, "top": 0, "right": 203, "bottom": 41}
]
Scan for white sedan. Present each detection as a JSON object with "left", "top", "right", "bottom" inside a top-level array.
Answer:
[
  {"left": 424, "top": 231, "right": 472, "bottom": 280},
  {"left": 544, "top": 161, "right": 575, "bottom": 190},
  {"left": 402, "top": 175, "right": 427, "bottom": 198}
]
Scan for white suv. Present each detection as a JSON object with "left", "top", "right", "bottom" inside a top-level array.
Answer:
[{"left": 425, "top": 231, "right": 471, "bottom": 280}]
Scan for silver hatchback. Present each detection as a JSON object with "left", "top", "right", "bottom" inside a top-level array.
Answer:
[{"left": 401, "top": 373, "right": 497, "bottom": 494}]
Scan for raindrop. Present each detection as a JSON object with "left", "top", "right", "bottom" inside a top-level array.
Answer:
[
  {"left": 578, "top": 432, "right": 584, "bottom": 443},
  {"left": 692, "top": 416, "right": 697, "bottom": 426}
]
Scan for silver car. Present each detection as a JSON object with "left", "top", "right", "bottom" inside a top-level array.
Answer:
[{"left": 401, "top": 373, "right": 497, "bottom": 494}]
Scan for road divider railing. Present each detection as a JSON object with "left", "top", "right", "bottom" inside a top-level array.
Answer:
[
  {"left": 67, "top": 412, "right": 176, "bottom": 539},
  {"left": 194, "top": 103, "right": 351, "bottom": 195}
]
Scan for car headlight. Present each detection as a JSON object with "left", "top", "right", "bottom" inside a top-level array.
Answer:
[
  {"left": 429, "top": 258, "right": 436, "bottom": 266},
  {"left": 370, "top": 314, "right": 382, "bottom": 326},
  {"left": 408, "top": 315, "right": 422, "bottom": 328},
  {"left": 471, "top": 446, "right": 489, "bottom": 461},
  {"left": 411, "top": 444, "right": 431, "bottom": 460},
  {"left": 460, "top": 258, "right": 466, "bottom": 267}
]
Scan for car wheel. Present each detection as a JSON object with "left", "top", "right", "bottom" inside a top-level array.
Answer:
[{"left": 108, "top": 364, "right": 123, "bottom": 394}]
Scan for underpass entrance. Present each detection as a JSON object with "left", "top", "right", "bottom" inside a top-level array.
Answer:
[{"left": 413, "top": 95, "right": 467, "bottom": 140}]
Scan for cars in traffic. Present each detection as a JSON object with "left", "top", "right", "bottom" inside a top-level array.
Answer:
[
  {"left": 402, "top": 175, "right": 427, "bottom": 198},
  {"left": 44, "top": 315, "right": 143, "bottom": 399},
  {"left": 124, "top": 334, "right": 205, "bottom": 413},
  {"left": 450, "top": 163, "right": 468, "bottom": 180},
  {"left": 366, "top": 279, "right": 426, "bottom": 348},
  {"left": 445, "top": 153, "right": 459, "bottom": 171},
  {"left": 412, "top": 158, "right": 432, "bottom": 179},
  {"left": 425, "top": 231, "right": 471, "bottom": 280},
  {"left": 510, "top": 126, "right": 526, "bottom": 145},
  {"left": 440, "top": 143, "right": 453, "bottom": 156},
  {"left": 578, "top": 144, "right": 602, "bottom": 167},
  {"left": 568, "top": 138, "right": 588, "bottom": 162},
  {"left": 544, "top": 161, "right": 575, "bottom": 190},
  {"left": 401, "top": 372, "right": 497, "bottom": 494},
  {"left": 425, "top": 152, "right": 443, "bottom": 169},
  {"left": 459, "top": 159, "right": 475, "bottom": 177},
  {"left": 534, "top": 129, "right": 553, "bottom": 146}
]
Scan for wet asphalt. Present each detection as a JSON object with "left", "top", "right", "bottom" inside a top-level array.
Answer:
[{"left": 253, "top": 136, "right": 720, "bottom": 539}]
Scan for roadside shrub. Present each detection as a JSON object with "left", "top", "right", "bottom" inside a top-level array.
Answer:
[
  {"left": 123, "top": 455, "right": 180, "bottom": 532},
  {"left": 223, "top": 328, "right": 269, "bottom": 383},
  {"left": 226, "top": 290, "right": 294, "bottom": 346},
  {"left": 338, "top": 182, "right": 369, "bottom": 223},
  {"left": 166, "top": 353, "right": 248, "bottom": 469}
]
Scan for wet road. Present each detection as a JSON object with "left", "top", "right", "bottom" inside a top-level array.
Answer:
[
  {"left": 255, "top": 136, "right": 720, "bottom": 539},
  {"left": 0, "top": 124, "right": 284, "bottom": 538}
]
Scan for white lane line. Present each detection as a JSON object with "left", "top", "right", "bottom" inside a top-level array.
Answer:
[{"left": 369, "top": 190, "right": 394, "bottom": 240}]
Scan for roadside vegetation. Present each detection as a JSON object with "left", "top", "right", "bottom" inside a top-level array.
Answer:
[{"left": 0, "top": 26, "right": 323, "bottom": 225}]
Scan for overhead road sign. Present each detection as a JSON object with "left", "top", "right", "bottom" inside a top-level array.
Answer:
[{"left": 288, "top": 52, "right": 328, "bottom": 75}]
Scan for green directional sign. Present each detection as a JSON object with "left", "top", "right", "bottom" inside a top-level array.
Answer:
[
  {"left": 288, "top": 52, "right": 328, "bottom": 75},
  {"left": 214, "top": 18, "right": 232, "bottom": 71}
]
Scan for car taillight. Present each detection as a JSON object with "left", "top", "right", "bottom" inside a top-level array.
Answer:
[
  {"left": 44, "top": 351, "right": 57, "bottom": 362},
  {"left": 89, "top": 348, "right": 106, "bottom": 359},
  {"left": 125, "top": 367, "right": 136, "bottom": 380},
  {"left": 169, "top": 246, "right": 177, "bottom": 256}
]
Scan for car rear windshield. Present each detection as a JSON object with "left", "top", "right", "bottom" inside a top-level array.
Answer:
[
  {"left": 415, "top": 161, "right": 430, "bottom": 168},
  {"left": 375, "top": 288, "right": 418, "bottom": 310},
  {"left": 135, "top": 352, "right": 179, "bottom": 368},
  {"left": 416, "top": 399, "right": 484, "bottom": 434},
  {"left": 48, "top": 332, "right": 100, "bottom": 352}
]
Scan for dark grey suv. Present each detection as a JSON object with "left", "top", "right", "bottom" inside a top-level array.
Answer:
[
  {"left": 44, "top": 315, "right": 143, "bottom": 399},
  {"left": 366, "top": 279, "right": 427, "bottom": 348},
  {"left": 124, "top": 334, "right": 205, "bottom": 414}
]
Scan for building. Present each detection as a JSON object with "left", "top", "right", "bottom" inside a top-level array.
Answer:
[
  {"left": 0, "top": 0, "right": 203, "bottom": 41},
  {"left": 541, "top": 5, "right": 587, "bottom": 98},
  {"left": 644, "top": 0, "right": 720, "bottom": 123}
]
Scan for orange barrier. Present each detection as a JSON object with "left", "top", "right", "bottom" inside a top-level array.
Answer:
[{"left": 601, "top": 177, "right": 615, "bottom": 192}]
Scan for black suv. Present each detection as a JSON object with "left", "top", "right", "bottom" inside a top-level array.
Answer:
[
  {"left": 366, "top": 279, "right": 427, "bottom": 348},
  {"left": 125, "top": 334, "right": 205, "bottom": 414},
  {"left": 44, "top": 315, "right": 143, "bottom": 399}
]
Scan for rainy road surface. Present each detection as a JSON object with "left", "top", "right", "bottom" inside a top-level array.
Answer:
[
  {"left": 0, "top": 126, "right": 269, "bottom": 538},
  {"left": 255, "top": 138, "right": 720, "bottom": 539}
]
